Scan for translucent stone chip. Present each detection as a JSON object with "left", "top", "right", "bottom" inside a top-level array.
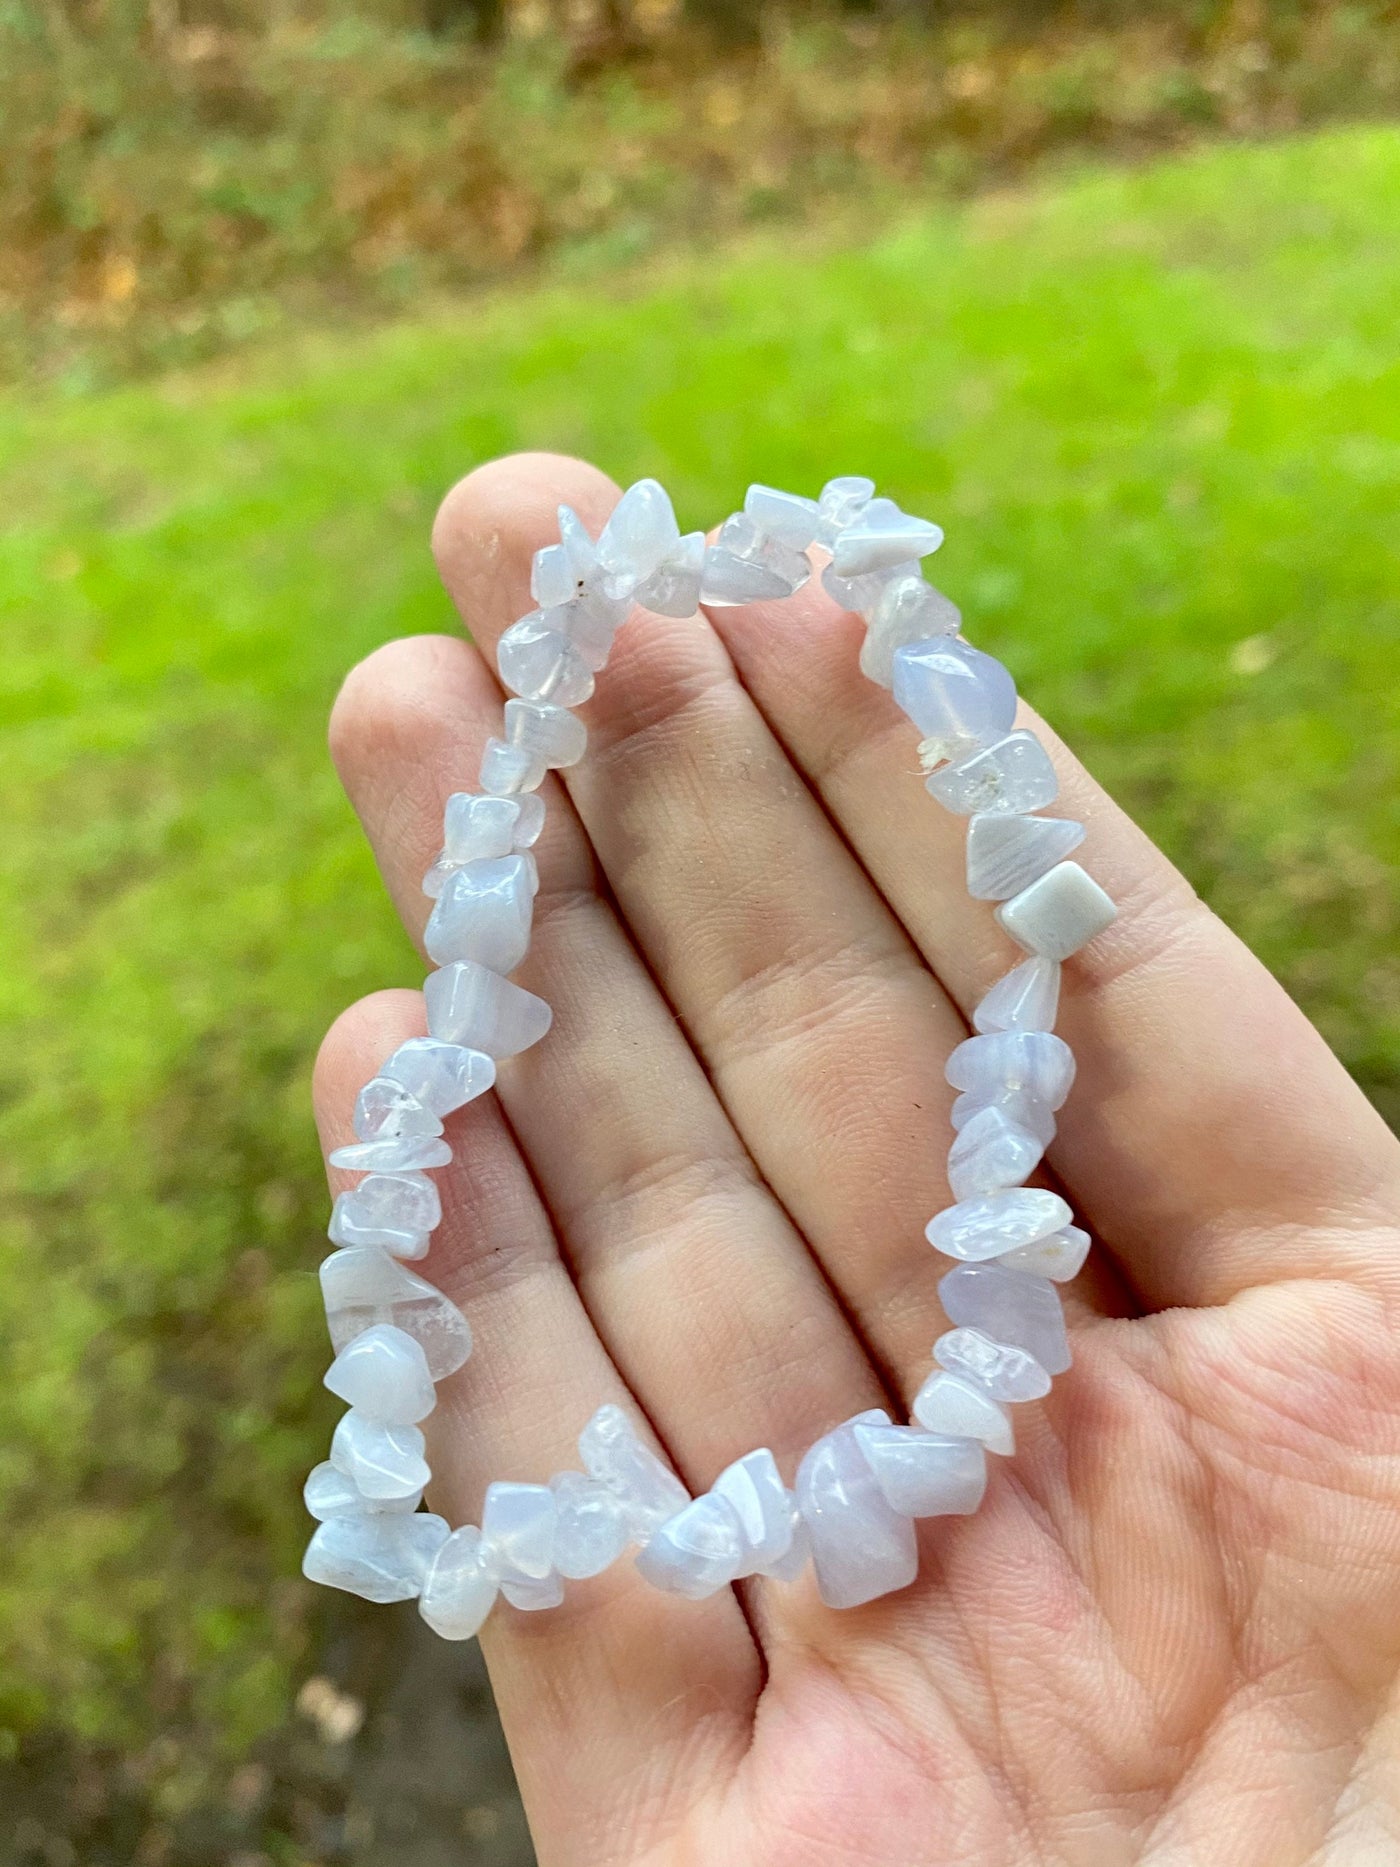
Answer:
[
  {"left": 328, "top": 1134, "right": 452, "bottom": 1173},
  {"left": 951, "top": 1087, "right": 1056, "bottom": 1150},
  {"left": 505, "top": 698, "right": 587, "bottom": 770},
  {"left": 578, "top": 1403, "right": 689, "bottom": 1536},
  {"left": 424, "top": 961, "right": 552, "bottom": 1058},
  {"left": 497, "top": 610, "right": 596, "bottom": 708},
  {"left": 831, "top": 497, "right": 944, "bottom": 577},
  {"left": 796, "top": 1410, "right": 918, "bottom": 1610},
  {"left": 966, "top": 813, "right": 1086, "bottom": 902},
  {"left": 743, "top": 483, "right": 821, "bottom": 549},
  {"left": 481, "top": 1481, "right": 558, "bottom": 1582},
  {"left": 933, "top": 1326, "right": 1051, "bottom": 1402},
  {"left": 926, "top": 731, "right": 1059, "bottom": 817},
  {"left": 946, "top": 1104, "right": 1045, "bottom": 1202},
  {"left": 444, "top": 792, "right": 529, "bottom": 863},
  {"left": 891, "top": 639, "right": 1017, "bottom": 760},
  {"left": 852, "top": 1423, "right": 987, "bottom": 1518},
  {"left": 501, "top": 1572, "right": 566, "bottom": 1611},
  {"left": 946, "top": 1030, "right": 1076, "bottom": 1109},
  {"left": 815, "top": 475, "right": 875, "bottom": 547},
  {"left": 329, "top": 1411, "right": 430, "bottom": 1500},
  {"left": 996, "top": 861, "right": 1117, "bottom": 961},
  {"left": 635, "top": 532, "right": 705, "bottom": 618},
  {"left": 303, "top": 1512, "right": 449, "bottom": 1604},
  {"left": 912, "top": 1370, "right": 1014, "bottom": 1456},
  {"left": 701, "top": 512, "right": 812, "bottom": 606},
  {"left": 938, "top": 1262, "right": 1071, "bottom": 1376},
  {"left": 423, "top": 854, "right": 534, "bottom": 973},
  {"left": 479, "top": 737, "right": 546, "bottom": 797},
  {"left": 549, "top": 1472, "right": 631, "bottom": 1579},
  {"left": 712, "top": 1447, "right": 798, "bottom": 1579},
  {"left": 304, "top": 1460, "right": 423, "bottom": 1521},
  {"left": 1000, "top": 1223, "right": 1091, "bottom": 1282},
  {"left": 635, "top": 1493, "right": 745, "bottom": 1599},
  {"left": 420, "top": 1525, "right": 499, "bottom": 1639},
  {"left": 352, "top": 1078, "right": 443, "bottom": 1143},
  {"left": 926, "top": 1187, "right": 1071, "bottom": 1263},
  {"left": 378, "top": 1039, "right": 496, "bottom": 1117},
  {"left": 820, "top": 557, "right": 916, "bottom": 618},
  {"left": 324, "top": 1322, "right": 436, "bottom": 1425},
  {"left": 320, "top": 1246, "right": 473, "bottom": 1376},
  {"left": 859, "top": 578, "right": 961, "bottom": 685},
  {"left": 972, "top": 957, "right": 1061, "bottom": 1036}
]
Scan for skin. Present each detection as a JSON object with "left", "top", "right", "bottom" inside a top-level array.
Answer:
[{"left": 314, "top": 453, "right": 1400, "bottom": 1867}]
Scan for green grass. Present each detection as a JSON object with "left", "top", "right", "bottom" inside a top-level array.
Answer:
[{"left": 2, "top": 123, "right": 1398, "bottom": 1771}]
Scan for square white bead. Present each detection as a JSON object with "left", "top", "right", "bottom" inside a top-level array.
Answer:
[{"left": 995, "top": 860, "right": 1116, "bottom": 960}]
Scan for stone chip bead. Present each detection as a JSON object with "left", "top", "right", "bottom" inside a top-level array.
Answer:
[
  {"left": 329, "top": 1190, "right": 429, "bottom": 1260},
  {"left": 423, "top": 854, "right": 534, "bottom": 973},
  {"left": 796, "top": 1411, "right": 918, "bottom": 1610},
  {"left": 425, "top": 960, "right": 552, "bottom": 1058},
  {"left": 997, "top": 860, "right": 1117, "bottom": 961},
  {"left": 501, "top": 1572, "right": 566, "bottom": 1611},
  {"left": 891, "top": 639, "right": 1017, "bottom": 763},
  {"left": 831, "top": 496, "right": 944, "bottom": 577},
  {"left": 972, "top": 956, "right": 1061, "bottom": 1036},
  {"left": 320, "top": 1246, "right": 473, "bottom": 1375},
  {"left": 946, "top": 1029, "right": 1077, "bottom": 1110},
  {"left": 859, "top": 577, "right": 962, "bottom": 686},
  {"left": 814, "top": 474, "right": 875, "bottom": 546},
  {"left": 945, "top": 1103, "right": 1046, "bottom": 1201},
  {"left": 328, "top": 1133, "right": 453, "bottom": 1173},
  {"left": 951, "top": 1086, "right": 1056, "bottom": 1149},
  {"left": 377, "top": 1039, "right": 496, "bottom": 1117},
  {"left": 352, "top": 1078, "right": 443, "bottom": 1143},
  {"left": 966, "top": 813, "right": 1086, "bottom": 901},
  {"left": 712, "top": 1447, "right": 800, "bottom": 1579},
  {"left": 549, "top": 1472, "right": 631, "bottom": 1579},
  {"left": 743, "top": 483, "right": 821, "bottom": 550},
  {"left": 1000, "top": 1223, "right": 1092, "bottom": 1282},
  {"left": 479, "top": 736, "right": 547, "bottom": 797},
  {"left": 419, "top": 1525, "right": 500, "bottom": 1639},
  {"left": 304, "top": 1511, "right": 450, "bottom": 1604},
  {"left": 441, "top": 790, "right": 546, "bottom": 865},
  {"left": 635, "top": 1493, "right": 745, "bottom": 1599},
  {"left": 481, "top": 1481, "right": 558, "bottom": 1582},
  {"left": 330, "top": 1411, "right": 431, "bottom": 1500},
  {"left": 701, "top": 512, "right": 813, "bottom": 606},
  {"left": 926, "top": 1187, "right": 1072, "bottom": 1263},
  {"left": 579, "top": 1404, "right": 690, "bottom": 1535},
  {"left": 505, "top": 697, "right": 588, "bottom": 770},
  {"left": 304, "top": 1460, "right": 423, "bottom": 1520},
  {"left": 912, "top": 1370, "right": 1015, "bottom": 1456},
  {"left": 934, "top": 1326, "right": 1051, "bottom": 1402},
  {"left": 324, "top": 1322, "right": 436, "bottom": 1424},
  {"left": 497, "top": 609, "right": 597, "bottom": 708},
  {"left": 926, "top": 730, "right": 1059, "bottom": 817},
  {"left": 852, "top": 1422, "right": 988, "bottom": 1518},
  {"left": 939, "top": 1262, "right": 1071, "bottom": 1376}
]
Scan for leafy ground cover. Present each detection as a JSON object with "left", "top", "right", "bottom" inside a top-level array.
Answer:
[{"left": 1, "top": 123, "right": 1397, "bottom": 1859}]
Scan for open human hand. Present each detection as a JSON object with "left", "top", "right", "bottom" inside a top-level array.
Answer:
[{"left": 314, "top": 453, "right": 1400, "bottom": 1866}]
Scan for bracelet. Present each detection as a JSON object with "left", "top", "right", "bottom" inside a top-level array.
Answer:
[{"left": 303, "top": 474, "right": 1116, "bottom": 1634}]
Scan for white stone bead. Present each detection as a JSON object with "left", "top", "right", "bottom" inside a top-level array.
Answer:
[
  {"left": 1000, "top": 1223, "right": 1091, "bottom": 1282},
  {"left": 951, "top": 1087, "right": 1056, "bottom": 1150},
  {"left": 852, "top": 1423, "right": 987, "bottom": 1518},
  {"left": 304, "top": 1459, "right": 423, "bottom": 1520},
  {"left": 712, "top": 1447, "right": 796, "bottom": 1578},
  {"left": 320, "top": 1246, "right": 473, "bottom": 1376},
  {"left": 859, "top": 578, "right": 962, "bottom": 685},
  {"left": 996, "top": 861, "right": 1117, "bottom": 961},
  {"left": 891, "top": 639, "right": 1017, "bottom": 759},
  {"left": 378, "top": 1039, "right": 496, "bottom": 1117},
  {"left": 497, "top": 609, "right": 595, "bottom": 708},
  {"left": 423, "top": 854, "right": 534, "bottom": 973},
  {"left": 945, "top": 1104, "right": 1045, "bottom": 1201},
  {"left": 933, "top": 1326, "right": 1051, "bottom": 1402},
  {"left": 831, "top": 497, "right": 943, "bottom": 577},
  {"left": 303, "top": 1512, "right": 449, "bottom": 1603},
  {"left": 635, "top": 531, "right": 705, "bottom": 618},
  {"left": 329, "top": 1411, "right": 430, "bottom": 1500},
  {"left": 911, "top": 1370, "right": 1014, "bottom": 1455},
  {"left": 926, "top": 730, "right": 1059, "bottom": 816},
  {"left": 531, "top": 541, "right": 576, "bottom": 610},
  {"left": 966, "top": 813, "right": 1086, "bottom": 901},
  {"left": 820, "top": 556, "right": 915, "bottom": 617},
  {"left": 557, "top": 504, "right": 634, "bottom": 628},
  {"left": 972, "top": 957, "right": 1061, "bottom": 1036},
  {"left": 505, "top": 698, "right": 587, "bottom": 770},
  {"left": 578, "top": 1403, "right": 689, "bottom": 1536},
  {"left": 352, "top": 1078, "right": 443, "bottom": 1144},
  {"left": 743, "top": 483, "right": 821, "bottom": 549},
  {"left": 939, "top": 1262, "right": 1071, "bottom": 1376},
  {"left": 419, "top": 1524, "right": 499, "bottom": 1639},
  {"left": 328, "top": 1134, "right": 452, "bottom": 1172},
  {"left": 946, "top": 1030, "right": 1076, "bottom": 1109},
  {"left": 501, "top": 1572, "right": 566, "bottom": 1611},
  {"left": 926, "top": 1188, "right": 1071, "bottom": 1263},
  {"left": 701, "top": 513, "right": 812, "bottom": 606},
  {"left": 424, "top": 960, "right": 552, "bottom": 1058},
  {"left": 327, "top": 1198, "right": 425, "bottom": 1260},
  {"left": 479, "top": 736, "right": 546, "bottom": 796},
  {"left": 597, "top": 478, "right": 681, "bottom": 586},
  {"left": 796, "top": 1410, "right": 917, "bottom": 1610},
  {"left": 815, "top": 474, "right": 875, "bottom": 547},
  {"left": 324, "top": 1322, "right": 436, "bottom": 1425},
  {"left": 328, "top": 1171, "right": 438, "bottom": 1257},
  {"left": 443, "top": 792, "right": 526, "bottom": 862},
  {"left": 481, "top": 1482, "right": 558, "bottom": 1582},
  {"left": 635, "top": 1493, "right": 746, "bottom": 1598},
  {"left": 548, "top": 1472, "right": 631, "bottom": 1579}
]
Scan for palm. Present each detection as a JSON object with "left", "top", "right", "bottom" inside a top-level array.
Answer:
[{"left": 317, "top": 455, "right": 1400, "bottom": 1866}]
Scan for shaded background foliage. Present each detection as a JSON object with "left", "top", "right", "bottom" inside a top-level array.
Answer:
[{"left": 2, "top": 2, "right": 1399, "bottom": 1863}]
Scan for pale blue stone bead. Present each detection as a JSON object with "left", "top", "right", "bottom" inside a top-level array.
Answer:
[
  {"left": 378, "top": 1038, "right": 496, "bottom": 1118},
  {"left": 701, "top": 512, "right": 812, "bottom": 606},
  {"left": 505, "top": 698, "right": 587, "bottom": 770},
  {"left": 352, "top": 1077, "right": 443, "bottom": 1144},
  {"left": 497, "top": 610, "right": 596, "bottom": 708},
  {"left": 796, "top": 1410, "right": 918, "bottom": 1610},
  {"left": 831, "top": 496, "right": 943, "bottom": 577},
  {"left": 424, "top": 960, "right": 552, "bottom": 1058},
  {"left": 1001, "top": 1223, "right": 1091, "bottom": 1282},
  {"left": 635, "top": 531, "right": 705, "bottom": 618},
  {"left": 303, "top": 1511, "right": 449, "bottom": 1603},
  {"left": 764, "top": 1512, "right": 811, "bottom": 1583},
  {"left": 912, "top": 1370, "right": 1014, "bottom": 1455},
  {"left": 531, "top": 541, "right": 576, "bottom": 610},
  {"left": 324, "top": 1322, "right": 436, "bottom": 1425},
  {"left": 557, "top": 505, "right": 634, "bottom": 629},
  {"left": 852, "top": 1423, "right": 987, "bottom": 1518},
  {"left": 997, "top": 860, "right": 1117, "bottom": 960},
  {"left": 329, "top": 1410, "right": 430, "bottom": 1500},
  {"left": 744, "top": 484, "right": 820, "bottom": 550},
  {"left": 549, "top": 1472, "right": 631, "bottom": 1580},
  {"left": 951, "top": 1087, "right": 1056, "bottom": 1149},
  {"left": 319, "top": 1246, "right": 472, "bottom": 1376},
  {"left": 444, "top": 792, "right": 536, "bottom": 863},
  {"left": 597, "top": 478, "right": 681, "bottom": 586},
  {"left": 946, "top": 1104, "right": 1045, "bottom": 1202},
  {"left": 304, "top": 1459, "right": 422, "bottom": 1521},
  {"left": 815, "top": 474, "right": 875, "bottom": 547},
  {"left": 328, "top": 1134, "right": 452, "bottom": 1173},
  {"left": 926, "top": 730, "right": 1058, "bottom": 816},
  {"left": 329, "top": 1194, "right": 427, "bottom": 1260},
  {"left": 967, "top": 813, "right": 1085, "bottom": 901},
  {"left": 578, "top": 1403, "right": 689, "bottom": 1536},
  {"left": 972, "top": 956, "right": 1061, "bottom": 1036},
  {"left": 820, "top": 556, "right": 915, "bottom": 617},
  {"left": 482, "top": 1481, "right": 558, "bottom": 1582},
  {"left": 891, "top": 639, "right": 1017, "bottom": 758},
  {"left": 423, "top": 854, "right": 534, "bottom": 974},
  {"left": 926, "top": 1187, "right": 1071, "bottom": 1262},
  {"left": 562, "top": 586, "right": 626, "bottom": 663},
  {"left": 479, "top": 736, "right": 546, "bottom": 796},
  {"left": 635, "top": 1493, "right": 746, "bottom": 1599},
  {"left": 934, "top": 1326, "right": 1051, "bottom": 1402},
  {"left": 946, "top": 1029, "right": 1076, "bottom": 1109},
  {"left": 419, "top": 1524, "right": 499, "bottom": 1639},
  {"left": 939, "top": 1262, "right": 1071, "bottom": 1376},
  {"left": 501, "top": 1571, "right": 566, "bottom": 1611},
  {"left": 860, "top": 577, "right": 962, "bottom": 685},
  {"left": 712, "top": 1447, "right": 796, "bottom": 1578},
  {"left": 329, "top": 1169, "right": 438, "bottom": 1256}
]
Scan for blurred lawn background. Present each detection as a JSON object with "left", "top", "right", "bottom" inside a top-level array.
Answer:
[{"left": 3, "top": 1, "right": 1400, "bottom": 1861}]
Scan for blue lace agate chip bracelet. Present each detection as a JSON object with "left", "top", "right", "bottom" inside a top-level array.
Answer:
[{"left": 303, "top": 476, "right": 1117, "bottom": 1633}]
